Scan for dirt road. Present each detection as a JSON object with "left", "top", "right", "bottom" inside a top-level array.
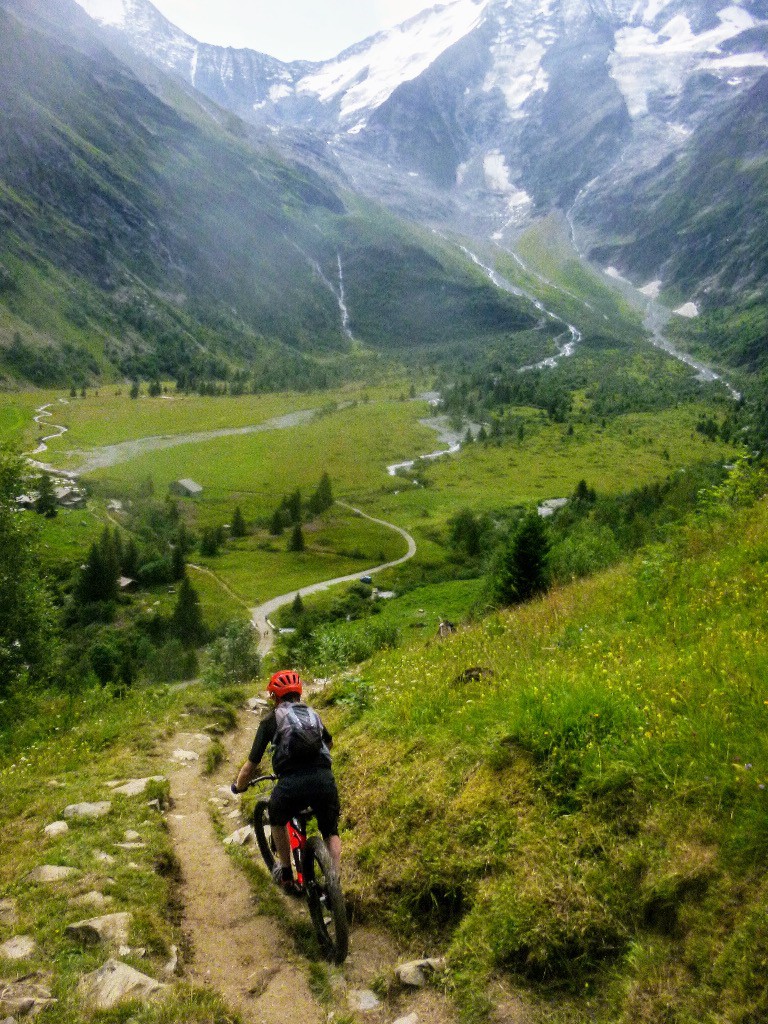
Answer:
[{"left": 251, "top": 502, "right": 417, "bottom": 655}]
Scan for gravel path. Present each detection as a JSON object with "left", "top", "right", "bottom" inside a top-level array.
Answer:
[{"left": 251, "top": 501, "right": 417, "bottom": 655}]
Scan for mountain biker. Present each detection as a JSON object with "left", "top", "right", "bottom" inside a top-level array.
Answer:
[{"left": 231, "top": 669, "right": 342, "bottom": 893}]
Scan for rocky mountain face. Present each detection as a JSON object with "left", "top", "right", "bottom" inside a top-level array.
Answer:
[
  {"left": 74, "top": 0, "right": 768, "bottom": 307},
  {"left": 0, "top": 0, "right": 541, "bottom": 387},
  {"left": 75, "top": 0, "right": 768, "bottom": 307}
]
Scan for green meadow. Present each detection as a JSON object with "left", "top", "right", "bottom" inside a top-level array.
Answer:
[
  {"left": 1, "top": 376, "right": 736, "bottom": 619},
  {"left": 324, "top": 468, "right": 768, "bottom": 1023}
]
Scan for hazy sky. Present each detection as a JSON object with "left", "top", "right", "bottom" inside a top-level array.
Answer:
[{"left": 150, "top": 1, "right": 436, "bottom": 61}]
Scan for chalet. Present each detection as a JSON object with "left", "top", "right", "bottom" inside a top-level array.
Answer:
[{"left": 170, "top": 479, "right": 203, "bottom": 497}]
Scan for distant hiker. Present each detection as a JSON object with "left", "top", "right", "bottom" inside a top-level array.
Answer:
[{"left": 232, "top": 670, "right": 341, "bottom": 893}]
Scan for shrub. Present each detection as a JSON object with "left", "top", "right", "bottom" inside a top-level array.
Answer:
[{"left": 202, "top": 620, "right": 260, "bottom": 687}]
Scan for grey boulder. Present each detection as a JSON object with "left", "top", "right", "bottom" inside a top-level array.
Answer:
[{"left": 78, "top": 959, "right": 166, "bottom": 1010}]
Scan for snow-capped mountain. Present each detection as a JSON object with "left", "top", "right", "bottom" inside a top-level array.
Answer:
[
  {"left": 74, "top": 0, "right": 768, "bottom": 300},
  {"left": 75, "top": 0, "right": 491, "bottom": 130}
]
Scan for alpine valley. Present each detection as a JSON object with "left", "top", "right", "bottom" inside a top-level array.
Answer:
[{"left": 2, "top": 3, "right": 768, "bottom": 1024}]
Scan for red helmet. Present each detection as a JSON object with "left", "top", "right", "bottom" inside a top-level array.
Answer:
[{"left": 268, "top": 670, "right": 303, "bottom": 699}]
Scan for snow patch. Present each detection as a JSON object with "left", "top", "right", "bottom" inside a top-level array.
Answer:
[
  {"left": 641, "top": 0, "right": 677, "bottom": 26},
  {"left": 700, "top": 52, "right": 768, "bottom": 71},
  {"left": 605, "top": 266, "right": 631, "bottom": 283},
  {"left": 297, "top": 0, "right": 490, "bottom": 123},
  {"left": 610, "top": 6, "right": 762, "bottom": 116},
  {"left": 269, "top": 83, "right": 293, "bottom": 102},
  {"left": 484, "top": 37, "right": 548, "bottom": 116},
  {"left": 640, "top": 280, "right": 662, "bottom": 297},
  {"left": 75, "top": 0, "right": 128, "bottom": 27},
  {"left": 483, "top": 152, "right": 533, "bottom": 221},
  {"left": 675, "top": 302, "right": 699, "bottom": 318},
  {"left": 484, "top": 151, "right": 513, "bottom": 192}
]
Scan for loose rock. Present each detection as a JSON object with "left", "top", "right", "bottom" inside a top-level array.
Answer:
[
  {"left": 63, "top": 801, "right": 111, "bottom": 819},
  {"left": 124, "top": 830, "right": 141, "bottom": 842},
  {"left": 42, "top": 821, "right": 68, "bottom": 839},
  {"left": 0, "top": 936, "right": 36, "bottom": 961},
  {"left": 223, "top": 826, "right": 253, "bottom": 846},
  {"left": 348, "top": 988, "right": 381, "bottom": 1012},
  {"left": 162, "top": 945, "right": 178, "bottom": 977},
  {"left": 114, "top": 843, "right": 146, "bottom": 850},
  {"left": 94, "top": 851, "right": 116, "bottom": 865},
  {"left": 393, "top": 1014, "right": 419, "bottom": 1024},
  {"left": 0, "top": 900, "right": 17, "bottom": 926},
  {"left": 25, "top": 865, "right": 78, "bottom": 883},
  {"left": 395, "top": 958, "right": 446, "bottom": 988},
  {"left": 66, "top": 912, "right": 131, "bottom": 947},
  {"left": 171, "top": 750, "right": 199, "bottom": 763},
  {"left": 70, "top": 892, "right": 112, "bottom": 909},
  {"left": 78, "top": 959, "right": 166, "bottom": 1010},
  {"left": 110, "top": 777, "right": 166, "bottom": 798},
  {"left": 0, "top": 974, "right": 55, "bottom": 1017}
]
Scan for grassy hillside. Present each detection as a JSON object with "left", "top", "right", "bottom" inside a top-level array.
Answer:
[{"left": 324, "top": 460, "right": 768, "bottom": 1022}]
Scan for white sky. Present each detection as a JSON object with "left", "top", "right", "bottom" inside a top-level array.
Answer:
[{"left": 150, "top": 1, "right": 436, "bottom": 61}]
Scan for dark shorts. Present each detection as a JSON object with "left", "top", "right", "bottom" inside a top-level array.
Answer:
[{"left": 268, "top": 768, "right": 340, "bottom": 839}]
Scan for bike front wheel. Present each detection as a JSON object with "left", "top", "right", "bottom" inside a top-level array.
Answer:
[
  {"left": 304, "top": 836, "right": 348, "bottom": 964},
  {"left": 253, "top": 798, "right": 277, "bottom": 873}
]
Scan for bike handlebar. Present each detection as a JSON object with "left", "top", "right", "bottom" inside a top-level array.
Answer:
[
  {"left": 231, "top": 774, "right": 276, "bottom": 795},
  {"left": 248, "top": 774, "right": 277, "bottom": 787}
]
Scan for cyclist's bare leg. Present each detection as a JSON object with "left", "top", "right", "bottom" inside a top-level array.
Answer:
[
  {"left": 273, "top": 823, "right": 293, "bottom": 872},
  {"left": 327, "top": 834, "right": 341, "bottom": 877}
]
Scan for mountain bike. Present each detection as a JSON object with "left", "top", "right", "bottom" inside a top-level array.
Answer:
[{"left": 248, "top": 774, "right": 349, "bottom": 964}]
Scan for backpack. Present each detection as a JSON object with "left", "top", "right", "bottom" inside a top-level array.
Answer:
[{"left": 272, "top": 701, "right": 326, "bottom": 772}]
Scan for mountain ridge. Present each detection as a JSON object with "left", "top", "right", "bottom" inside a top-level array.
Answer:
[{"left": 71, "top": 0, "right": 768, "bottom": 310}]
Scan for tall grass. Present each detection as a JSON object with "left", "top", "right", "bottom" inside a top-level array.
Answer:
[{"left": 326, "top": 466, "right": 768, "bottom": 1022}]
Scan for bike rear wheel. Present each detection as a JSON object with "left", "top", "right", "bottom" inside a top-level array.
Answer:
[
  {"left": 253, "top": 798, "right": 277, "bottom": 873},
  {"left": 304, "top": 836, "right": 348, "bottom": 964}
]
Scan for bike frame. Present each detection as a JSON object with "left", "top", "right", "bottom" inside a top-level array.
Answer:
[
  {"left": 287, "top": 815, "right": 307, "bottom": 889},
  {"left": 250, "top": 774, "right": 309, "bottom": 889}
]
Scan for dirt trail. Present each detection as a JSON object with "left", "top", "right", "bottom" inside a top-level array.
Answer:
[
  {"left": 166, "top": 730, "right": 324, "bottom": 1024},
  {"left": 165, "top": 715, "right": 460, "bottom": 1024}
]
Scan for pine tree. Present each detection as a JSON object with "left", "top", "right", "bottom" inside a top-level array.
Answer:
[
  {"left": 285, "top": 489, "right": 302, "bottom": 525},
  {"left": 449, "top": 508, "right": 482, "bottom": 560},
  {"left": 122, "top": 537, "right": 140, "bottom": 578},
  {"left": 35, "top": 473, "right": 57, "bottom": 518},
  {"left": 110, "top": 528, "right": 123, "bottom": 574},
  {"left": 490, "top": 513, "right": 550, "bottom": 607},
  {"left": 176, "top": 522, "right": 192, "bottom": 554},
  {"left": 199, "top": 527, "right": 220, "bottom": 557},
  {"left": 171, "top": 577, "right": 206, "bottom": 648},
  {"left": 231, "top": 505, "right": 247, "bottom": 538},
  {"left": 171, "top": 543, "right": 186, "bottom": 581},
  {"left": 308, "top": 473, "right": 333, "bottom": 517},
  {"left": 98, "top": 527, "right": 120, "bottom": 594},
  {"left": 292, "top": 592, "right": 305, "bottom": 616},
  {"left": 129, "top": 380, "right": 140, "bottom": 399},
  {"left": 288, "top": 522, "right": 305, "bottom": 553},
  {"left": 269, "top": 508, "right": 284, "bottom": 536}
]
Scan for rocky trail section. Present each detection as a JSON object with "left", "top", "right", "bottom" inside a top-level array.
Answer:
[
  {"left": 165, "top": 715, "right": 461, "bottom": 1024},
  {"left": 2, "top": 723, "right": 460, "bottom": 1023},
  {"left": 166, "top": 730, "right": 325, "bottom": 1024}
]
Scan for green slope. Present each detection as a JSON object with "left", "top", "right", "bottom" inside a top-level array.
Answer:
[{"left": 325, "top": 461, "right": 768, "bottom": 1022}]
